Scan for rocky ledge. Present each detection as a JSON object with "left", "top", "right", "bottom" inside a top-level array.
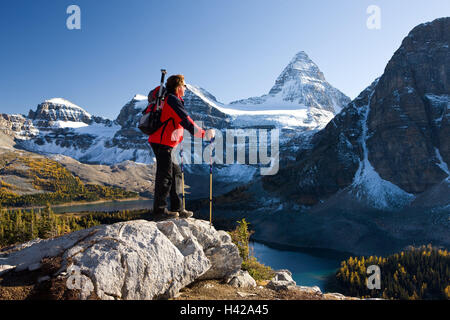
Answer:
[{"left": 0, "top": 218, "right": 355, "bottom": 300}]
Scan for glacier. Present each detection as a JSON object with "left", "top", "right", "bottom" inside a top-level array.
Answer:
[{"left": 350, "top": 86, "right": 415, "bottom": 209}]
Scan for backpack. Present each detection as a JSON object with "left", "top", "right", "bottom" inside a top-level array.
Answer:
[{"left": 138, "top": 86, "right": 167, "bottom": 135}]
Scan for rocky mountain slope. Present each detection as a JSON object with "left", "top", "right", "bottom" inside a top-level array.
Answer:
[
  {"left": 264, "top": 17, "right": 450, "bottom": 209},
  {"left": 0, "top": 114, "right": 38, "bottom": 141},
  {"left": 0, "top": 149, "right": 154, "bottom": 203},
  {"left": 49, "top": 155, "right": 156, "bottom": 198},
  {"left": 0, "top": 148, "right": 139, "bottom": 207},
  {"left": 0, "top": 129, "right": 147, "bottom": 206},
  {"left": 200, "top": 17, "right": 450, "bottom": 255}
]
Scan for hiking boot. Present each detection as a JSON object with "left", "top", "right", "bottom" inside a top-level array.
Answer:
[
  {"left": 154, "top": 208, "right": 179, "bottom": 220},
  {"left": 177, "top": 208, "right": 194, "bottom": 218}
]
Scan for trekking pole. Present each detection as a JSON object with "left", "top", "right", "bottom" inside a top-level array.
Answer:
[
  {"left": 209, "top": 136, "right": 215, "bottom": 227},
  {"left": 180, "top": 143, "right": 185, "bottom": 211},
  {"left": 156, "top": 69, "right": 167, "bottom": 110}
]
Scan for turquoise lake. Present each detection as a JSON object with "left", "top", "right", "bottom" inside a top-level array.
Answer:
[{"left": 250, "top": 241, "right": 348, "bottom": 290}]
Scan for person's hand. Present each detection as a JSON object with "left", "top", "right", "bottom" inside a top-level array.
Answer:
[{"left": 205, "top": 129, "right": 215, "bottom": 141}]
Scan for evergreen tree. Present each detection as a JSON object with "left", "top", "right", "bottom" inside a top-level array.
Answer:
[{"left": 334, "top": 245, "right": 449, "bottom": 300}]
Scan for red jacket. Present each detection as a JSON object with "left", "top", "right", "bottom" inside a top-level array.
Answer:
[{"left": 148, "top": 92, "right": 205, "bottom": 147}]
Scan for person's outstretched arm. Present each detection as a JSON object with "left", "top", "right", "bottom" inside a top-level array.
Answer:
[{"left": 167, "top": 95, "right": 205, "bottom": 138}]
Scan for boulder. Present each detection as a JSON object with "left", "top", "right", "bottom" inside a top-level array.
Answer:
[
  {"left": 297, "top": 285, "right": 322, "bottom": 295},
  {"left": 226, "top": 270, "right": 257, "bottom": 288},
  {"left": 156, "top": 219, "right": 242, "bottom": 280},
  {"left": 266, "top": 269, "right": 297, "bottom": 291},
  {"left": 322, "top": 292, "right": 348, "bottom": 300}
]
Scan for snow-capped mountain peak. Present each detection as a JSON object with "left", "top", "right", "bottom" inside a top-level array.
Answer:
[
  {"left": 132, "top": 94, "right": 148, "bottom": 102},
  {"left": 227, "top": 51, "right": 351, "bottom": 128},
  {"left": 269, "top": 51, "right": 326, "bottom": 96},
  {"left": 28, "top": 98, "right": 92, "bottom": 127},
  {"left": 43, "top": 98, "right": 89, "bottom": 113},
  {"left": 185, "top": 84, "right": 222, "bottom": 108}
]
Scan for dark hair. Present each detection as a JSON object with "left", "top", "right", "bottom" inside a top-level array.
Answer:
[{"left": 166, "top": 75, "right": 185, "bottom": 94}]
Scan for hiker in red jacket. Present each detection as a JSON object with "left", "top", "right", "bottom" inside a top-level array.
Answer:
[{"left": 149, "top": 74, "right": 215, "bottom": 218}]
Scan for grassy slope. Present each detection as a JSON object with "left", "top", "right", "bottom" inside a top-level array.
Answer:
[{"left": 0, "top": 150, "right": 137, "bottom": 207}]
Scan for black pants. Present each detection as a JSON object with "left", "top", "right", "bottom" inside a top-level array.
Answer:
[{"left": 151, "top": 143, "right": 182, "bottom": 214}]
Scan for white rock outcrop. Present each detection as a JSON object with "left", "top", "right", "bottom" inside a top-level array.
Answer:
[
  {"left": 226, "top": 270, "right": 257, "bottom": 288},
  {"left": 0, "top": 218, "right": 243, "bottom": 300},
  {"left": 266, "top": 269, "right": 297, "bottom": 291}
]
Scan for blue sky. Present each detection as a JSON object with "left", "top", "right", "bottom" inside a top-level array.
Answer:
[{"left": 1, "top": 0, "right": 449, "bottom": 119}]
